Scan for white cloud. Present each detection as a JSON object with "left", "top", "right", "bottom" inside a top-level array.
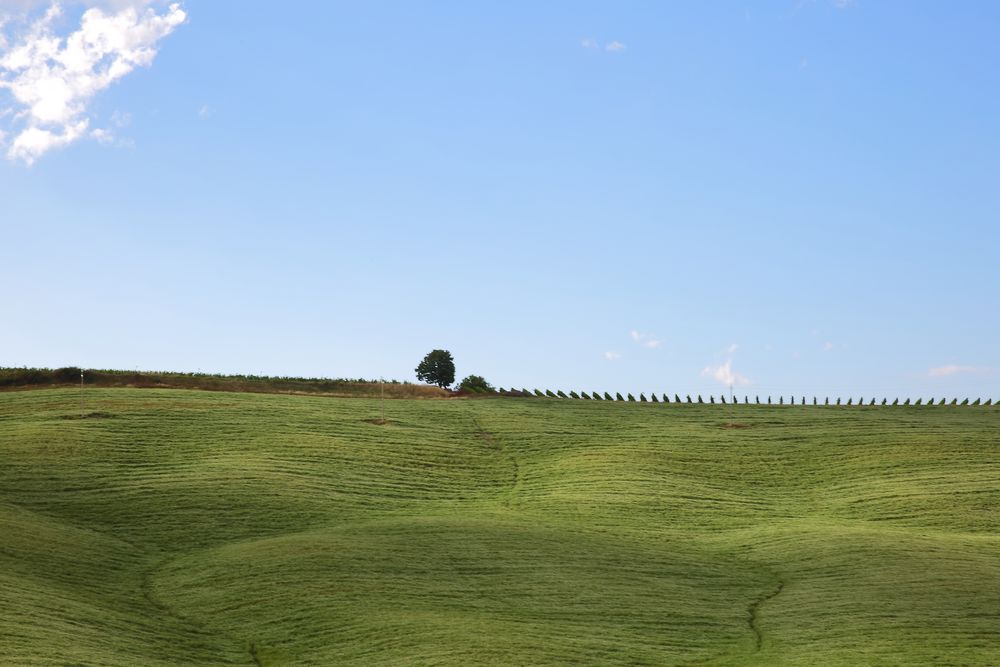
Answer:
[
  {"left": 89, "top": 124, "right": 110, "bottom": 142},
  {"left": 197, "top": 103, "right": 211, "bottom": 118},
  {"left": 604, "top": 351, "right": 621, "bottom": 361},
  {"left": 726, "top": 343, "right": 739, "bottom": 354},
  {"left": 86, "top": 122, "right": 126, "bottom": 147},
  {"left": 0, "top": 1, "right": 186, "bottom": 164},
  {"left": 630, "top": 330, "right": 661, "bottom": 349},
  {"left": 832, "top": 0, "right": 856, "bottom": 9},
  {"left": 605, "top": 40, "right": 625, "bottom": 53},
  {"left": 580, "top": 37, "right": 597, "bottom": 49},
  {"left": 928, "top": 365, "right": 986, "bottom": 378},
  {"left": 7, "top": 117, "right": 85, "bottom": 161},
  {"left": 702, "top": 359, "right": 750, "bottom": 386},
  {"left": 822, "top": 341, "right": 834, "bottom": 352}
]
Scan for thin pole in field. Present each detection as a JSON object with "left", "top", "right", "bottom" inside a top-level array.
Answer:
[
  {"left": 729, "top": 382, "right": 734, "bottom": 425},
  {"left": 80, "top": 368, "right": 84, "bottom": 418},
  {"left": 380, "top": 377, "right": 385, "bottom": 423}
]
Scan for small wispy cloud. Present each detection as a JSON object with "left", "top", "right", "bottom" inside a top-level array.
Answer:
[
  {"left": 701, "top": 359, "right": 751, "bottom": 386},
  {"left": 198, "top": 103, "right": 213, "bottom": 118},
  {"left": 90, "top": 126, "right": 112, "bottom": 143},
  {"left": 928, "top": 364, "right": 987, "bottom": 378},
  {"left": 832, "top": 0, "right": 857, "bottom": 9},
  {"left": 581, "top": 38, "right": 625, "bottom": 54},
  {"left": 0, "top": 1, "right": 186, "bottom": 164},
  {"left": 604, "top": 351, "right": 622, "bottom": 361},
  {"left": 726, "top": 343, "right": 739, "bottom": 354},
  {"left": 630, "top": 330, "right": 661, "bottom": 349},
  {"left": 822, "top": 341, "right": 834, "bottom": 352}
]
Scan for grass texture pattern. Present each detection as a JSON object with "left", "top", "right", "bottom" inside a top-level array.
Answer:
[{"left": 1, "top": 389, "right": 998, "bottom": 665}]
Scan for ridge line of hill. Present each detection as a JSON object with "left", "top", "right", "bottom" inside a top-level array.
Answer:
[{"left": 0, "top": 367, "right": 448, "bottom": 399}]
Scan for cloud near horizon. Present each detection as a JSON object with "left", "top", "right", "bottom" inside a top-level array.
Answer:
[
  {"left": 928, "top": 364, "right": 987, "bottom": 378},
  {"left": 701, "top": 359, "right": 751, "bottom": 386},
  {"left": 0, "top": 1, "right": 185, "bottom": 164}
]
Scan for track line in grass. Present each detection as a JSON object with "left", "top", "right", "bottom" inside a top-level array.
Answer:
[
  {"left": 471, "top": 416, "right": 519, "bottom": 505},
  {"left": 748, "top": 580, "right": 785, "bottom": 651},
  {"left": 248, "top": 641, "right": 263, "bottom": 666}
]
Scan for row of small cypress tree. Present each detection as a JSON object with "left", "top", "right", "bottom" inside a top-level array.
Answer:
[{"left": 492, "top": 389, "right": 997, "bottom": 406}]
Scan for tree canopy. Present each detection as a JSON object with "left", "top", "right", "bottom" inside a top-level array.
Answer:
[
  {"left": 457, "top": 374, "right": 494, "bottom": 393},
  {"left": 415, "top": 349, "right": 455, "bottom": 388}
]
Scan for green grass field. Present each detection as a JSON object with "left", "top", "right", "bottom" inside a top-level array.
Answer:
[{"left": 1, "top": 388, "right": 998, "bottom": 665}]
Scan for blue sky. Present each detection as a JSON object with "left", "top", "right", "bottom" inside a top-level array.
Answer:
[{"left": 1, "top": 1, "right": 998, "bottom": 399}]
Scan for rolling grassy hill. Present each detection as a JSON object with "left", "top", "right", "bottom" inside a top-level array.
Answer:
[{"left": 1, "top": 388, "right": 998, "bottom": 665}]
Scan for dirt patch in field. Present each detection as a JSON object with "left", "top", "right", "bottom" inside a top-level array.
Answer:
[
  {"left": 363, "top": 418, "right": 393, "bottom": 426},
  {"left": 721, "top": 422, "right": 751, "bottom": 429},
  {"left": 60, "top": 411, "right": 115, "bottom": 420}
]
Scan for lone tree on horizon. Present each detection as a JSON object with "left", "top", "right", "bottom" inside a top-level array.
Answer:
[{"left": 415, "top": 349, "right": 455, "bottom": 388}]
